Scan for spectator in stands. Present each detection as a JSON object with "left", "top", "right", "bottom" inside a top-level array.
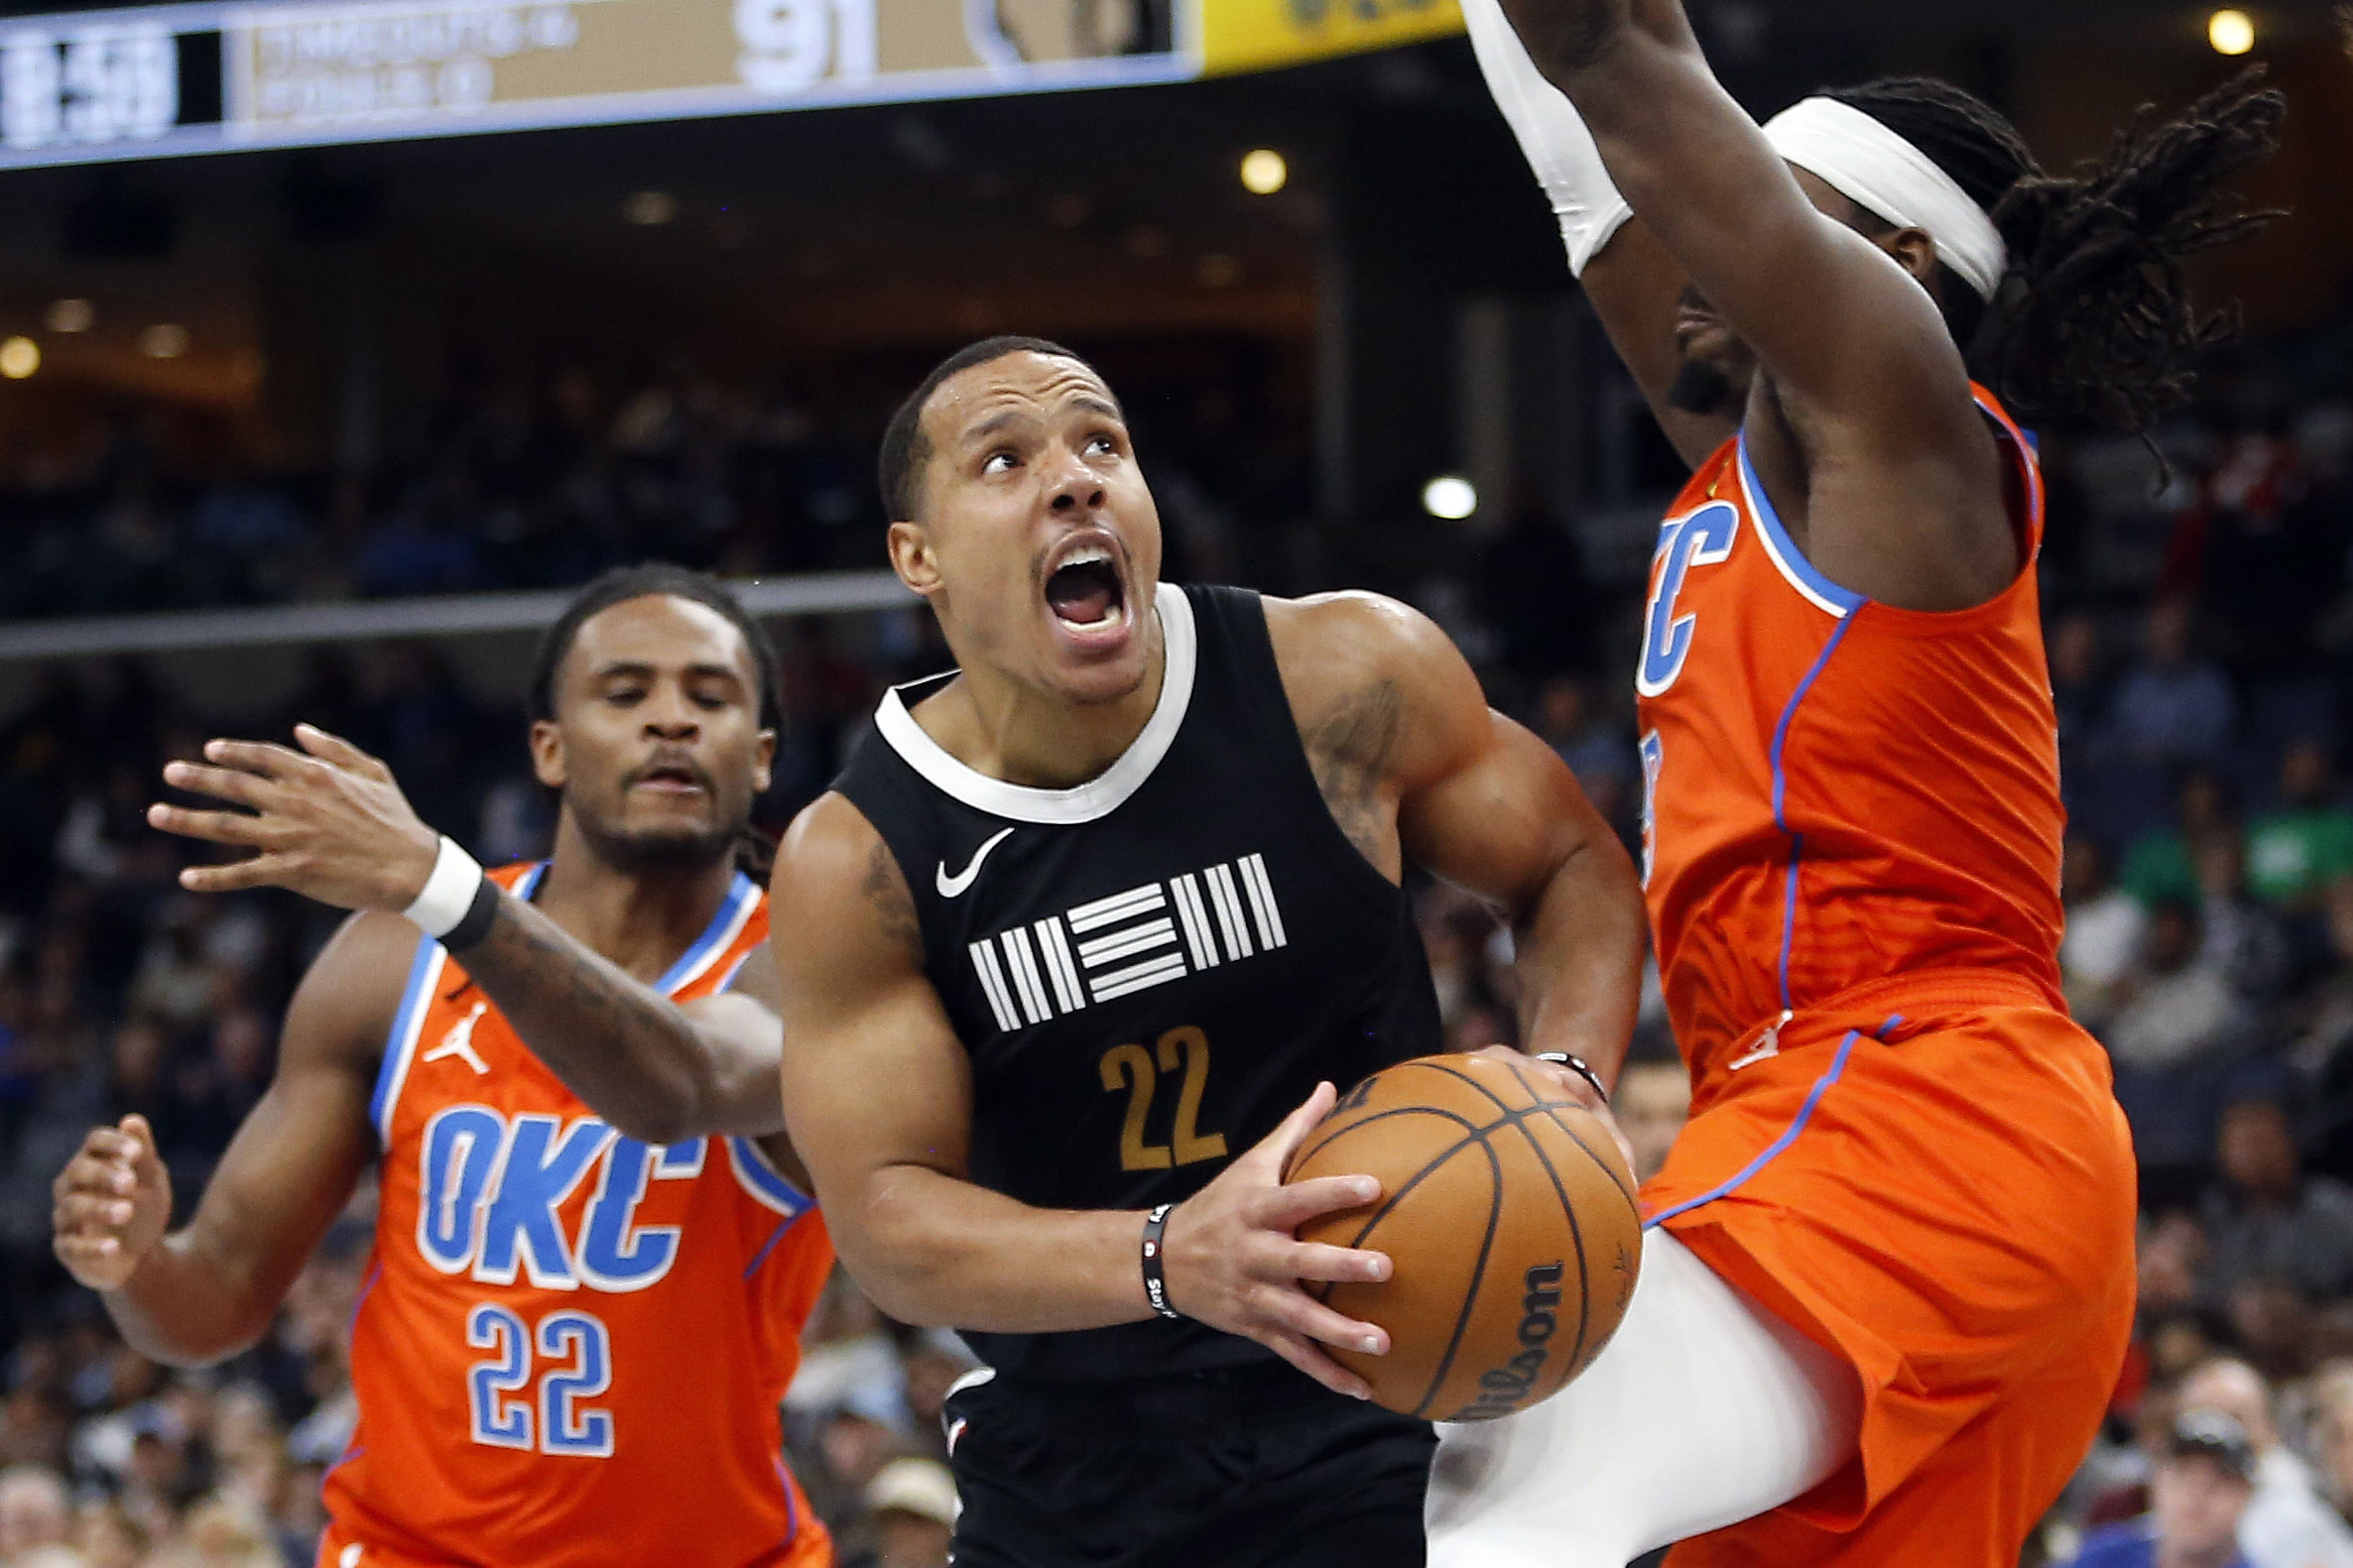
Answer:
[
  {"left": 2067, "top": 1409, "right": 2258, "bottom": 1568},
  {"left": 2109, "top": 902, "right": 2256, "bottom": 1072},
  {"left": 2054, "top": 609, "right": 2114, "bottom": 759},
  {"left": 2197, "top": 834, "right": 2292, "bottom": 1004},
  {"left": 2174, "top": 1358, "right": 2353, "bottom": 1567},
  {"left": 2069, "top": 834, "right": 2151, "bottom": 1028},
  {"left": 2291, "top": 884, "right": 2353, "bottom": 1172},
  {"left": 1535, "top": 675, "right": 1637, "bottom": 834},
  {"left": 2250, "top": 743, "right": 2353, "bottom": 914},
  {"left": 2310, "top": 1362, "right": 2353, "bottom": 1522},
  {"left": 2199, "top": 1096, "right": 2353, "bottom": 1306},
  {"left": 2111, "top": 599, "right": 2240, "bottom": 770},
  {"left": 855, "top": 1457, "right": 957, "bottom": 1568},
  {"left": 1615, "top": 1051, "right": 1691, "bottom": 1184},
  {"left": 0, "top": 1465, "right": 69, "bottom": 1561},
  {"left": 73, "top": 1497, "right": 145, "bottom": 1568},
  {"left": 2130, "top": 772, "right": 2244, "bottom": 914}
]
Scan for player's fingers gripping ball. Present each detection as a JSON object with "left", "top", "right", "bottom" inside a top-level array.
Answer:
[{"left": 1283, "top": 1053, "right": 1643, "bottom": 1422}]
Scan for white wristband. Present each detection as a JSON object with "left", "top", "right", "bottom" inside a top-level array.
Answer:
[
  {"left": 404, "top": 835, "right": 485, "bottom": 938},
  {"left": 1462, "top": 0, "right": 1634, "bottom": 278}
]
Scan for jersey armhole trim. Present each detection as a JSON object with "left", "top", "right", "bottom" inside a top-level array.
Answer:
[
  {"left": 658, "top": 873, "right": 761, "bottom": 996},
  {"left": 727, "top": 1136, "right": 815, "bottom": 1219},
  {"left": 1735, "top": 433, "right": 1867, "bottom": 619},
  {"left": 370, "top": 937, "right": 449, "bottom": 1147}
]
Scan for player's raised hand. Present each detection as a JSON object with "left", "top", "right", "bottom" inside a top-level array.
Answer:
[
  {"left": 1160, "top": 1082, "right": 1394, "bottom": 1399},
  {"left": 52, "top": 1115, "right": 173, "bottom": 1291},
  {"left": 148, "top": 723, "right": 440, "bottom": 911}
]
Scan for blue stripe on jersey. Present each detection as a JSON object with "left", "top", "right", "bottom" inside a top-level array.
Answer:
[
  {"left": 370, "top": 935, "right": 442, "bottom": 1141},
  {"left": 1768, "top": 615, "right": 1859, "bottom": 1014},
  {"left": 727, "top": 1137, "right": 814, "bottom": 1217},
  {"left": 516, "top": 861, "right": 550, "bottom": 901},
  {"left": 1736, "top": 433, "right": 1868, "bottom": 617},
  {"left": 743, "top": 1219, "right": 795, "bottom": 1279},
  {"left": 1645, "top": 1029, "right": 1862, "bottom": 1229},
  {"left": 657, "top": 873, "right": 759, "bottom": 996}
]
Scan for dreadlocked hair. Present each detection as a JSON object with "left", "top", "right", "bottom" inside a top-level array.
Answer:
[{"left": 1823, "top": 73, "right": 2285, "bottom": 434}]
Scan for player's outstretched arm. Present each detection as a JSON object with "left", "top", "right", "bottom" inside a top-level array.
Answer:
[
  {"left": 1460, "top": 0, "right": 1731, "bottom": 470},
  {"left": 1270, "top": 594, "right": 1646, "bottom": 1110},
  {"left": 770, "top": 794, "right": 1399, "bottom": 1398},
  {"left": 148, "top": 724, "right": 785, "bottom": 1146},
  {"left": 1500, "top": 0, "right": 2014, "bottom": 608},
  {"left": 50, "top": 911, "right": 403, "bottom": 1366}
]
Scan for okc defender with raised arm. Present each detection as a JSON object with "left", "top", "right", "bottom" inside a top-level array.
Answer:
[
  {"left": 770, "top": 337, "right": 1646, "bottom": 1568},
  {"left": 51, "top": 567, "right": 832, "bottom": 1568},
  {"left": 1422, "top": 2, "right": 2287, "bottom": 1564}
]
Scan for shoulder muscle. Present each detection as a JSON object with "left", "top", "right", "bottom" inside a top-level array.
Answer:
[{"left": 1264, "top": 591, "right": 1490, "bottom": 792}]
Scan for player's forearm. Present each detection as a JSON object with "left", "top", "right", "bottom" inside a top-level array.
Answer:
[
  {"left": 102, "top": 1234, "right": 279, "bottom": 1366},
  {"left": 842, "top": 1162, "right": 1156, "bottom": 1333},
  {"left": 456, "top": 896, "right": 751, "bottom": 1145},
  {"left": 1512, "top": 834, "right": 1646, "bottom": 1087}
]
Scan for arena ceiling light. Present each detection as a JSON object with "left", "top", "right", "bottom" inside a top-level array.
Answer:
[
  {"left": 1240, "top": 149, "right": 1289, "bottom": 195},
  {"left": 139, "top": 324, "right": 188, "bottom": 359},
  {"left": 1423, "top": 475, "right": 1478, "bottom": 522},
  {"left": 0, "top": 338, "right": 39, "bottom": 380},
  {"left": 2208, "top": 9, "right": 2256, "bottom": 55},
  {"left": 624, "top": 190, "right": 678, "bottom": 226},
  {"left": 45, "top": 300, "right": 94, "bottom": 334}
]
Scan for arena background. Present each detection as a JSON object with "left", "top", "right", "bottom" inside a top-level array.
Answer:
[{"left": 0, "top": 2, "right": 2347, "bottom": 1565}]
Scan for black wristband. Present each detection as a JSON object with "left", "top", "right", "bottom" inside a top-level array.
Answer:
[
  {"left": 440, "top": 874, "right": 501, "bottom": 953},
  {"left": 1141, "top": 1204, "right": 1181, "bottom": 1320},
  {"left": 1536, "top": 1051, "right": 1610, "bottom": 1106}
]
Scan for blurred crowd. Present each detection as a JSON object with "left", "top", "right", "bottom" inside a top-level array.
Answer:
[
  {"left": 0, "top": 341, "right": 2349, "bottom": 1566},
  {"left": 0, "top": 346, "right": 1310, "bottom": 624}
]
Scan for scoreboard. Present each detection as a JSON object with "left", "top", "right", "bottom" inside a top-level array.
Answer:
[{"left": 0, "top": 0, "right": 1463, "bottom": 169}]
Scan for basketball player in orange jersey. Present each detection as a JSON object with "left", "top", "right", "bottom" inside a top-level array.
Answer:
[
  {"left": 1422, "top": 4, "right": 2287, "bottom": 1565},
  {"left": 49, "top": 565, "right": 833, "bottom": 1568}
]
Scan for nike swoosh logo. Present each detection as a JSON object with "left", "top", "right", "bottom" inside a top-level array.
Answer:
[{"left": 936, "top": 827, "right": 1016, "bottom": 899}]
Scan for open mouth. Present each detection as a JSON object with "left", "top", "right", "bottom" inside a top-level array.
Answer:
[
  {"left": 632, "top": 761, "right": 709, "bottom": 795},
  {"left": 1045, "top": 543, "right": 1127, "bottom": 634}
]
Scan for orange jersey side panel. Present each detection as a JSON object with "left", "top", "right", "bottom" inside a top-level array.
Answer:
[
  {"left": 1635, "top": 390, "right": 2066, "bottom": 1082},
  {"left": 323, "top": 868, "right": 833, "bottom": 1568}
]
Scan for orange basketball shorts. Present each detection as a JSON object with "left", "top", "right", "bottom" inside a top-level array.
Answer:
[{"left": 1644, "top": 972, "right": 2138, "bottom": 1567}]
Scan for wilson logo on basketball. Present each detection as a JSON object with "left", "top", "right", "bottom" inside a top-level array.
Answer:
[{"left": 1449, "top": 1263, "right": 1566, "bottom": 1421}]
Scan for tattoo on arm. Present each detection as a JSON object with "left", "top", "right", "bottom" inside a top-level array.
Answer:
[
  {"left": 863, "top": 842, "right": 925, "bottom": 956},
  {"left": 466, "top": 900, "right": 697, "bottom": 1055},
  {"left": 1305, "top": 681, "right": 1405, "bottom": 864}
]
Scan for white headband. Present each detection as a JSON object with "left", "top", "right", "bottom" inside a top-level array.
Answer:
[{"left": 1763, "top": 96, "right": 2009, "bottom": 302}]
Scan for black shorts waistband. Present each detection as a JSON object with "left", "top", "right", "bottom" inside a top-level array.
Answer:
[{"left": 975, "top": 1362, "right": 1408, "bottom": 1438}]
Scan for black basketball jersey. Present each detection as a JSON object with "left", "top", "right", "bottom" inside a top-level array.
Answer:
[{"left": 832, "top": 583, "right": 1443, "bottom": 1382}]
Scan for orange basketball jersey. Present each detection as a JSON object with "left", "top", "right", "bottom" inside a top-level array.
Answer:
[
  {"left": 1636, "top": 389, "right": 2066, "bottom": 1086},
  {"left": 322, "top": 867, "right": 833, "bottom": 1568}
]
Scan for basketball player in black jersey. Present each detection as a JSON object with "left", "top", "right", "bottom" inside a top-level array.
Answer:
[{"left": 770, "top": 337, "right": 1648, "bottom": 1568}]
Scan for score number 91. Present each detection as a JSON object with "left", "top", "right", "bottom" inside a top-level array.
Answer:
[{"left": 736, "top": 0, "right": 878, "bottom": 93}]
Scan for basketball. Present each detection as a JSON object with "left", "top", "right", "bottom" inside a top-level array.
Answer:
[{"left": 1284, "top": 1053, "right": 1644, "bottom": 1423}]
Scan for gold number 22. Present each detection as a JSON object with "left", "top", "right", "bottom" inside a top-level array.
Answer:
[{"left": 1098, "top": 1027, "right": 1230, "bottom": 1172}]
